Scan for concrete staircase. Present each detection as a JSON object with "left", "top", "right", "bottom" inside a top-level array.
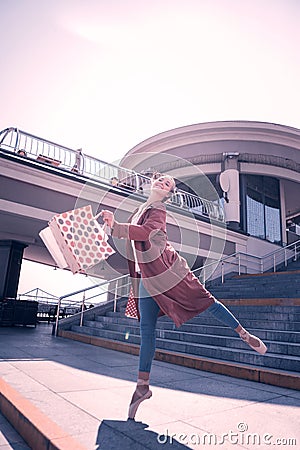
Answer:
[
  {"left": 207, "top": 269, "right": 300, "bottom": 301},
  {"left": 57, "top": 268, "right": 300, "bottom": 389},
  {"left": 70, "top": 305, "right": 300, "bottom": 371}
]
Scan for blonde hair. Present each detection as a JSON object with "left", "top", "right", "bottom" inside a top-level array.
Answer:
[{"left": 151, "top": 172, "right": 176, "bottom": 202}]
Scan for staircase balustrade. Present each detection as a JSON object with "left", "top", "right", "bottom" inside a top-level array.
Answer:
[
  {"left": 195, "top": 239, "right": 300, "bottom": 285},
  {"left": 53, "top": 274, "right": 131, "bottom": 335},
  {"left": 48, "top": 239, "right": 300, "bottom": 335}
]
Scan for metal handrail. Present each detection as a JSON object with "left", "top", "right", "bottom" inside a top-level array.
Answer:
[
  {"left": 54, "top": 274, "right": 130, "bottom": 335},
  {"left": 51, "top": 239, "right": 300, "bottom": 335},
  {"left": 0, "top": 126, "right": 224, "bottom": 222},
  {"left": 194, "top": 239, "right": 300, "bottom": 285}
]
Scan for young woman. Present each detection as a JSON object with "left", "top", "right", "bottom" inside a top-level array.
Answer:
[{"left": 99, "top": 174, "right": 267, "bottom": 420}]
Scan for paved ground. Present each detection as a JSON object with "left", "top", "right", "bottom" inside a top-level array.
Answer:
[{"left": 0, "top": 323, "right": 299, "bottom": 450}]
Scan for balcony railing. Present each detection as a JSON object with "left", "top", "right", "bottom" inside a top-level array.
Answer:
[{"left": 0, "top": 126, "right": 224, "bottom": 222}]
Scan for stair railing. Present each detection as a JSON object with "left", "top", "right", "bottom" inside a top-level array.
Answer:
[
  {"left": 193, "top": 239, "right": 300, "bottom": 285},
  {"left": 261, "top": 239, "right": 300, "bottom": 273},
  {"left": 54, "top": 274, "right": 130, "bottom": 335},
  {"left": 52, "top": 239, "right": 299, "bottom": 335}
]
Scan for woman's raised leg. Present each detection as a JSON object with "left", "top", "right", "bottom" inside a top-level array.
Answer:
[{"left": 207, "top": 300, "right": 267, "bottom": 354}]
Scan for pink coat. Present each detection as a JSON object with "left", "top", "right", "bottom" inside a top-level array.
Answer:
[{"left": 112, "top": 201, "right": 215, "bottom": 327}]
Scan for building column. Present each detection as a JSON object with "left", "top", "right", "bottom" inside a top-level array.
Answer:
[
  {"left": 219, "top": 153, "right": 240, "bottom": 230},
  {"left": 0, "top": 240, "right": 27, "bottom": 300},
  {"left": 279, "top": 180, "right": 287, "bottom": 245}
]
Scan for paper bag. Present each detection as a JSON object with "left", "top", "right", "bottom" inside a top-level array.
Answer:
[
  {"left": 39, "top": 205, "right": 115, "bottom": 274},
  {"left": 39, "top": 227, "right": 68, "bottom": 269},
  {"left": 125, "top": 287, "right": 140, "bottom": 320}
]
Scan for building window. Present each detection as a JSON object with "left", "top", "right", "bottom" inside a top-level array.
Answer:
[
  {"left": 246, "top": 189, "right": 265, "bottom": 239},
  {"left": 244, "top": 175, "right": 281, "bottom": 244}
]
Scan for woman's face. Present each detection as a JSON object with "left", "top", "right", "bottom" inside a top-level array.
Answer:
[{"left": 151, "top": 175, "right": 175, "bottom": 196}]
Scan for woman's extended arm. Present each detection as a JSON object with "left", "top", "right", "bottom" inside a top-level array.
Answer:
[
  {"left": 100, "top": 205, "right": 166, "bottom": 241},
  {"left": 114, "top": 206, "right": 166, "bottom": 241}
]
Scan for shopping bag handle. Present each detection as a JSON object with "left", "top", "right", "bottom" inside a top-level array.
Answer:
[
  {"left": 101, "top": 222, "right": 109, "bottom": 235},
  {"left": 93, "top": 211, "right": 102, "bottom": 221},
  {"left": 93, "top": 213, "right": 110, "bottom": 236}
]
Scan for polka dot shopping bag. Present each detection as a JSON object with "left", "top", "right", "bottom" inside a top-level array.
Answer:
[{"left": 39, "top": 205, "right": 115, "bottom": 274}]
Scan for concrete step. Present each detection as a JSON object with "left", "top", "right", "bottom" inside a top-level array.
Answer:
[
  {"left": 93, "top": 315, "right": 300, "bottom": 343},
  {"left": 59, "top": 294, "right": 300, "bottom": 389},
  {"left": 71, "top": 324, "right": 300, "bottom": 372},
  {"left": 180, "top": 316, "right": 300, "bottom": 331},
  {"left": 218, "top": 282, "right": 300, "bottom": 289},
  {"left": 118, "top": 304, "right": 300, "bottom": 313},
  {"left": 219, "top": 281, "right": 300, "bottom": 287},
  {"left": 210, "top": 283, "right": 300, "bottom": 290},
  {"left": 58, "top": 328, "right": 300, "bottom": 390},
  {"left": 234, "top": 270, "right": 300, "bottom": 278},
  {"left": 107, "top": 311, "right": 300, "bottom": 331},
  {"left": 227, "top": 273, "right": 300, "bottom": 280},
  {"left": 208, "top": 270, "right": 300, "bottom": 299},
  {"left": 223, "top": 305, "right": 300, "bottom": 313},
  {"left": 116, "top": 304, "right": 300, "bottom": 315},
  {"left": 210, "top": 286, "right": 300, "bottom": 293},
  {"left": 115, "top": 308, "right": 300, "bottom": 322},
  {"left": 279, "top": 263, "right": 300, "bottom": 271},
  {"left": 209, "top": 288, "right": 300, "bottom": 299},
  {"left": 84, "top": 319, "right": 300, "bottom": 357}
]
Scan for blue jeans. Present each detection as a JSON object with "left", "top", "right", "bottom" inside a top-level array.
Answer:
[{"left": 138, "top": 280, "right": 240, "bottom": 372}]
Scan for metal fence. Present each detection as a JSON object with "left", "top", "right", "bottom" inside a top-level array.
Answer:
[{"left": 17, "top": 287, "right": 104, "bottom": 322}]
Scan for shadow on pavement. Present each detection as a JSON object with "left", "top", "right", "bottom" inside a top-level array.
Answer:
[
  {"left": 0, "top": 325, "right": 298, "bottom": 407},
  {"left": 96, "top": 419, "right": 191, "bottom": 449}
]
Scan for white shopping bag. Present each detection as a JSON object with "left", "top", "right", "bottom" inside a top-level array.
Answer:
[
  {"left": 39, "top": 227, "right": 68, "bottom": 269},
  {"left": 39, "top": 205, "right": 115, "bottom": 274}
]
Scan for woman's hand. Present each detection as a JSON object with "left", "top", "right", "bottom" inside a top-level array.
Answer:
[{"left": 99, "top": 210, "right": 115, "bottom": 228}]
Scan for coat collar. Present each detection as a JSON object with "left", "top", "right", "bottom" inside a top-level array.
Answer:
[{"left": 129, "top": 200, "right": 166, "bottom": 223}]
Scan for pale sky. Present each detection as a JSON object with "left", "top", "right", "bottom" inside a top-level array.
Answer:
[{"left": 0, "top": 0, "right": 299, "bottom": 297}]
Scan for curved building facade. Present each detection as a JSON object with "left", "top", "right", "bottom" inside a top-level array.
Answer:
[{"left": 120, "top": 121, "right": 300, "bottom": 248}]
